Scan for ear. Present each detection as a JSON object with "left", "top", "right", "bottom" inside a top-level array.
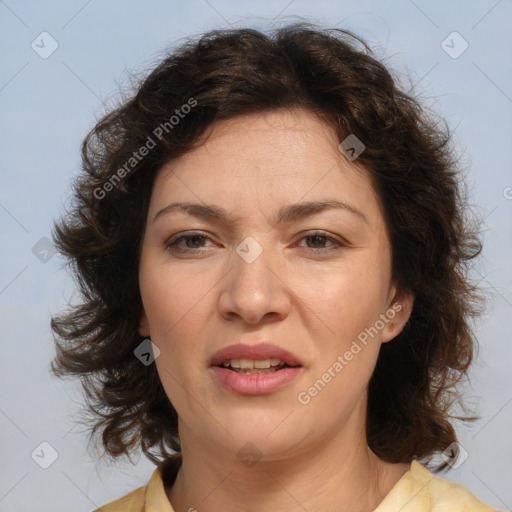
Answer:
[
  {"left": 139, "top": 308, "right": 150, "bottom": 337},
  {"left": 381, "top": 284, "right": 414, "bottom": 343}
]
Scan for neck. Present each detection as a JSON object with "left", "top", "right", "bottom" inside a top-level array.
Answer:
[{"left": 167, "top": 406, "right": 410, "bottom": 512}]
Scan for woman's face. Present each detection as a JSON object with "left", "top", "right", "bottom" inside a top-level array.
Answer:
[{"left": 138, "top": 108, "right": 412, "bottom": 460}]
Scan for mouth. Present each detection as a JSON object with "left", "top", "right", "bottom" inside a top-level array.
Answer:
[
  {"left": 216, "top": 358, "right": 300, "bottom": 374},
  {"left": 210, "top": 343, "right": 303, "bottom": 395}
]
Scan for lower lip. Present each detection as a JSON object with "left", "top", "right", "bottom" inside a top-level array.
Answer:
[{"left": 211, "top": 366, "right": 301, "bottom": 395}]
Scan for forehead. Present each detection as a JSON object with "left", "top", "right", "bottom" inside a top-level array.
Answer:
[
  {"left": 150, "top": 109, "right": 386, "bottom": 231},
  {"left": 169, "top": 108, "right": 342, "bottom": 174}
]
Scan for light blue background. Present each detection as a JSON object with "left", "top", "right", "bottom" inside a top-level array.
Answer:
[{"left": 0, "top": 1, "right": 511, "bottom": 511}]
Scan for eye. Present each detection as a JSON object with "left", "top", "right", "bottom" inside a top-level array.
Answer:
[
  {"left": 165, "top": 232, "right": 215, "bottom": 253},
  {"left": 297, "top": 231, "right": 345, "bottom": 252},
  {"left": 164, "top": 230, "right": 346, "bottom": 255}
]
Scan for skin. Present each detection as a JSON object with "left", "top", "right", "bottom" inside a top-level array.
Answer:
[{"left": 138, "top": 108, "right": 415, "bottom": 512}]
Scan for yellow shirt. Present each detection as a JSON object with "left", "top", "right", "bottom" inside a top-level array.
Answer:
[{"left": 94, "top": 457, "right": 499, "bottom": 512}]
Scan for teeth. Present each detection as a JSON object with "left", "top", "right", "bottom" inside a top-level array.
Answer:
[
  {"left": 221, "top": 358, "right": 285, "bottom": 369},
  {"left": 254, "top": 360, "right": 271, "bottom": 369}
]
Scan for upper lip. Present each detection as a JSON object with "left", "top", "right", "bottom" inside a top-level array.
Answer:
[{"left": 210, "top": 343, "right": 302, "bottom": 367}]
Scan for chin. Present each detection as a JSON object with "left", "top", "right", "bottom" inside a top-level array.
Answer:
[{"left": 211, "top": 413, "right": 309, "bottom": 459}]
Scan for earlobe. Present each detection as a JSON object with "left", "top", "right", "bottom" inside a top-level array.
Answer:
[
  {"left": 138, "top": 309, "right": 150, "bottom": 337},
  {"left": 381, "top": 288, "right": 414, "bottom": 343}
]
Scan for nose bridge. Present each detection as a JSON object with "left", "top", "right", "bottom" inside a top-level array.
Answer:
[{"left": 218, "top": 235, "right": 290, "bottom": 323}]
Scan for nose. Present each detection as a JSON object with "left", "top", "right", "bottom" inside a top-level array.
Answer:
[{"left": 218, "top": 243, "right": 292, "bottom": 325}]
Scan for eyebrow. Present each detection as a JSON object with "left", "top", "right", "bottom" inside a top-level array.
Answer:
[{"left": 152, "top": 199, "right": 369, "bottom": 226}]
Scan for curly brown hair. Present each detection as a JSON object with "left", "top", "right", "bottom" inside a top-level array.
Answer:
[{"left": 50, "top": 22, "right": 483, "bottom": 470}]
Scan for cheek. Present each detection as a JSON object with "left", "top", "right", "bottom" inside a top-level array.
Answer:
[
  {"left": 140, "top": 261, "right": 213, "bottom": 340},
  {"left": 290, "top": 257, "right": 389, "bottom": 344},
  {"left": 142, "top": 267, "right": 214, "bottom": 407},
  {"left": 294, "top": 267, "right": 386, "bottom": 412}
]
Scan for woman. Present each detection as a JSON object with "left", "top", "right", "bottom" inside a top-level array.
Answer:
[{"left": 50, "top": 22, "right": 498, "bottom": 511}]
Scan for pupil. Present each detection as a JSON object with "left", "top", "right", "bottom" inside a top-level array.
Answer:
[
  {"left": 309, "top": 235, "right": 324, "bottom": 247},
  {"left": 188, "top": 235, "right": 203, "bottom": 247}
]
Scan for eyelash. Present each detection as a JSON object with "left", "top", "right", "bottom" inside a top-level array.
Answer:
[{"left": 165, "top": 231, "right": 345, "bottom": 254}]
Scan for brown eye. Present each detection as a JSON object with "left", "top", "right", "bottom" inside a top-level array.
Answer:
[
  {"left": 165, "top": 232, "right": 213, "bottom": 252},
  {"left": 298, "top": 231, "right": 345, "bottom": 252},
  {"left": 305, "top": 234, "right": 332, "bottom": 248}
]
